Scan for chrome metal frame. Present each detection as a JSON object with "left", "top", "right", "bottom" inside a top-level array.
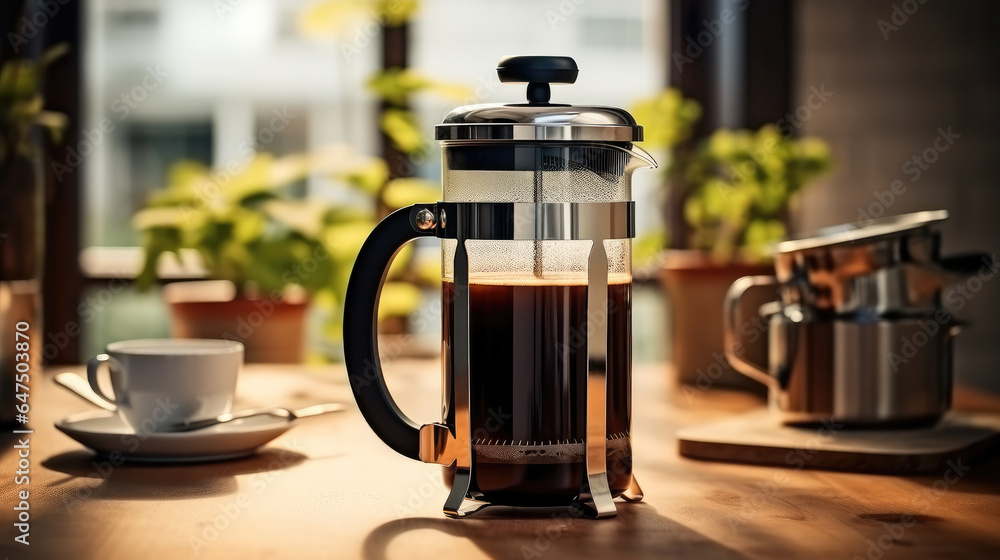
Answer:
[
  {"left": 414, "top": 201, "right": 640, "bottom": 518},
  {"left": 434, "top": 123, "right": 642, "bottom": 142}
]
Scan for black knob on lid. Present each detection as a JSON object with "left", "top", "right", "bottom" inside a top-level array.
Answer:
[{"left": 496, "top": 55, "right": 578, "bottom": 104}]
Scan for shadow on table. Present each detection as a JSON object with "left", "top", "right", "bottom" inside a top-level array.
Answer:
[
  {"left": 916, "top": 448, "right": 1000, "bottom": 496},
  {"left": 41, "top": 447, "right": 307, "bottom": 503},
  {"left": 362, "top": 501, "right": 751, "bottom": 560}
]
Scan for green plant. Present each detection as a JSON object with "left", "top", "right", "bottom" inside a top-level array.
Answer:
[
  {"left": 0, "top": 43, "right": 68, "bottom": 162},
  {"left": 1, "top": 44, "right": 68, "bottom": 282},
  {"left": 629, "top": 89, "right": 700, "bottom": 267},
  {"left": 683, "top": 125, "right": 832, "bottom": 261},
  {"left": 131, "top": 147, "right": 440, "bottom": 356},
  {"left": 366, "top": 68, "right": 470, "bottom": 158},
  {"left": 630, "top": 88, "right": 702, "bottom": 157},
  {"left": 633, "top": 89, "right": 832, "bottom": 264},
  {"left": 133, "top": 152, "right": 340, "bottom": 295}
]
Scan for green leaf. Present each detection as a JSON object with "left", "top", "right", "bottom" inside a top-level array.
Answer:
[
  {"left": 631, "top": 88, "right": 701, "bottom": 150},
  {"left": 379, "top": 108, "right": 424, "bottom": 154},
  {"left": 35, "top": 110, "right": 67, "bottom": 143},
  {"left": 374, "top": 0, "right": 420, "bottom": 26},
  {"left": 743, "top": 219, "right": 786, "bottom": 261},
  {"left": 39, "top": 43, "right": 70, "bottom": 68},
  {"left": 134, "top": 227, "right": 182, "bottom": 291},
  {"left": 682, "top": 123, "right": 833, "bottom": 258},
  {"left": 296, "top": 0, "right": 371, "bottom": 37},
  {"left": 0, "top": 61, "right": 38, "bottom": 99},
  {"left": 367, "top": 68, "right": 432, "bottom": 106},
  {"left": 132, "top": 206, "right": 189, "bottom": 231},
  {"left": 366, "top": 68, "right": 470, "bottom": 106},
  {"left": 261, "top": 199, "right": 330, "bottom": 239},
  {"left": 324, "top": 221, "right": 377, "bottom": 265},
  {"left": 224, "top": 154, "right": 277, "bottom": 204},
  {"left": 339, "top": 158, "right": 389, "bottom": 194}
]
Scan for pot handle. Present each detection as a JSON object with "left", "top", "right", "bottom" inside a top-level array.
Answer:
[
  {"left": 343, "top": 204, "right": 438, "bottom": 461},
  {"left": 937, "top": 252, "right": 994, "bottom": 276},
  {"left": 723, "top": 275, "right": 780, "bottom": 388}
]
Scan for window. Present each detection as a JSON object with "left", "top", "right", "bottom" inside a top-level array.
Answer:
[{"left": 78, "top": 0, "right": 669, "bottom": 361}]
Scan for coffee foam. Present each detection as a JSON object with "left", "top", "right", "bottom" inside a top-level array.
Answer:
[
  {"left": 472, "top": 433, "right": 631, "bottom": 465},
  {"left": 442, "top": 239, "right": 631, "bottom": 285},
  {"left": 441, "top": 273, "right": 631, "bottom": 287}
]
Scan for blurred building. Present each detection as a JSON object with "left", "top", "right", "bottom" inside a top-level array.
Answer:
[{"left": 78, "top": 0, "right": 667, "bottom": 358}]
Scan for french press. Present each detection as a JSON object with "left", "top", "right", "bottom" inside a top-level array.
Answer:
[{"left": 343, "top": 56, "right": 655, "bottom": 518}]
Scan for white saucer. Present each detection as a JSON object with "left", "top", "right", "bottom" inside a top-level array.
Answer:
[{"left": 55, "top": 410, "right": 295, "bottom": 463}]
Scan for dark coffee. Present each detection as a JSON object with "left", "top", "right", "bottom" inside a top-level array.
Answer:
[{"left": 442, "top": 280, "right": 632, "bottom": 506}]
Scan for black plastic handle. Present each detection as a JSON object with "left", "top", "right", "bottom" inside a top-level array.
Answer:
[
  {"left": 496, "top": 55, "right": 578, "bottom": 104},
  {"left": 343, "top": 204, "right": 437, "bottom": 460}
]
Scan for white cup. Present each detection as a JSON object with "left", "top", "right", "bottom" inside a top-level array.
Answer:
[{"left": 87, "top": 338, "right": 243, "bottom": 432}]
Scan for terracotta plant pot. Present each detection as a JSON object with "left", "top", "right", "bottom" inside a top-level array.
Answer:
[
  {"left": 165, "top": 281, "right": 307, "bottom": 363},
  {"left": 660, "top": 251, "right": 774, "bottom": 393}
]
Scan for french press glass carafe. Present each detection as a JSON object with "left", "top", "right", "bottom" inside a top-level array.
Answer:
[{"left": 343, "top": 56, "right": 655, "bottom": 518}]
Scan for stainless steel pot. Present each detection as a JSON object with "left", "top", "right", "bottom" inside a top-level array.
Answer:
[
  {"left": 723, "top": 210, "right": 990, "bottom": 426},
  {"left": 726, "top": 276, "right": 959, "bottom": 426}
]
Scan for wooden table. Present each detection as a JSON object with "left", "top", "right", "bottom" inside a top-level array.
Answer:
[{"left": 2, "top": 360, "right": 999, "bottom": 560}]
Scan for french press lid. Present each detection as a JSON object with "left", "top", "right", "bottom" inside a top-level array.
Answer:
[{"left": 435, "top": 56, "right": 643, "bottom": 143}]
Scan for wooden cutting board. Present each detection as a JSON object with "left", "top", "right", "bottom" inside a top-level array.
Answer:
[{"left": 677, "top": 409, "right": 1000, "bottom": 474}]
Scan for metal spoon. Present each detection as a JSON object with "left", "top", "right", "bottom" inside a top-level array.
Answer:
[
  {"left": 172, "top": 403, "right": 345, "bottom": 432},
  {"left": 55, "top": 372, "right": 345, "bottom": 431},
  {"left": 55, "top": 372, "right": 116, "bottom": 411}
]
